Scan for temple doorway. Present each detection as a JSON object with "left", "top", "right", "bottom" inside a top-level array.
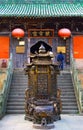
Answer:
[{"left": 30, "top": 40, "right": 52, "bottom": 54}]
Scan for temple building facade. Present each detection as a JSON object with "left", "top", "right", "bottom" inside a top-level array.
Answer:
[
  {"left": 0, "top": 0, "right": 83, "bottom": 68},
  {"left": 1, "top": 0, "right": 83, "bottom": 120}
]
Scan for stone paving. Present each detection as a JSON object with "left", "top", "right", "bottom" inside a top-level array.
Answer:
[{"left": 0, "top": 114, "right": 83, "bottom": 130}]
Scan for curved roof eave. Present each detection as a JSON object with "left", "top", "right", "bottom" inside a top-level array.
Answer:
[{"left": 0, "top": 4, "right": 83, "bottom": 18}]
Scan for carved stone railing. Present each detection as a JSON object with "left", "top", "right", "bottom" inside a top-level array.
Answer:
[
  {"left": 70, "top": 55, "right": 83, "bottom": 113},
  {"left": 0, "top": 54, "right": 13, "bottom": 119}
]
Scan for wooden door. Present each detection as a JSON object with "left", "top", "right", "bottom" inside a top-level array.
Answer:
[
  {"left": 73, "top": 36, "right": 83, "bottom": 58},
  {"left": 11, "top": 39, "right": 27, "bottom": 68},
  {"left": 0, "top": 36, "right": 10, "bottom": 58}
]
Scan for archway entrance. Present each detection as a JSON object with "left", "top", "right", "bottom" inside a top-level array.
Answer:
[{"left": 30, "top": 41, "right": 52, "bottom": 54}]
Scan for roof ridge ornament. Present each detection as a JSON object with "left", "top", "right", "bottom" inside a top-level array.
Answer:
[{"left": 39, "top": 44, "right": 46, "bottom": 53}]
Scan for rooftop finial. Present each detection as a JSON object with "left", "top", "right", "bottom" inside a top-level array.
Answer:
[{"left": 39, "top": 44, "right": 46, "bottom": 53}]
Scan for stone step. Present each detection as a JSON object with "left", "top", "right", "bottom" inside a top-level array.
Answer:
[
  {"left": 12, "top": 76, "right": 28, "bottom": 81},
  {"left": 13, "top": 73, "right": 25, "bottom": 76},
  {"left": 61, "top": 95, "right": 75, "bottom": 98},
  {"left": 57, "top": 83, "right": 73, "bottom": 86},
  {"left": 7, "top": 102, "right": 25, "bottom": 106},
  {"left": 10, "top": 88, "right": 27, "bottom": 92},
  {"left": 6, "top": 110, "right": 25, "bottom": 114},
  {"left": 11, "top": 83, "right": 27, "bottom": 86},
  {"left": 6, "top": 69, "right": 79, "bottom": 115},
  {"left": 61, "top": 109, "right": 78, "bottom": 114},
  {"left": 61, "top": 98, "right": 77, "bottom": 102},
  {"left": 59, "top": 87, "right": 73, "bottom": 89},
  {"left": 8, "top": 98, "right": 25, "bottom": 102},
  {"left": 11, "top": 83, "right": 28, "bottom": 86},
  {"left": 57, "top": 76, "right": 72, "bottom": 79},
  {"left": 12, "top": 80, "right": 26, "bottom": 83},
  {"left": 13, "top": 74, "right": 25, "bottom": 76},
  {"left": 62, "top": 105, "right": 78, "bottom": 110},
  {"left": 6, "top": 70, "right": 27, "bottom": 114},
  {"left": 12, "top": 77, "right": 27, "bottom": 79},
  {"left": 13, "top": 71, "right": 27, "bottom": 74},
  {"left": 57, "top": 71, "right": 78, "bottom": 114},
  {"left": 12, "top": 78, "right": 28, "bottom": 81},
  {"left": 60, "top": 88, "right": 74, "bottom": 91},
  {"left": 8, "top": 95, "right": 25, "bottom": 98},
  {"left": 9, "top": 91, "right": 25, "bottom": 95},
  {"left": 62, "top": 102, "right": 77, "bottom": 106},
  {"left": 13, "top": 74, "right": 27, "bottom": 76},
  {"left": 13, "top": 72, "right": 25, "bottom": 75},
  {"left": 57, "top": 77, "right": 72, "bottom": 80},
  {"left": 12, "top": 77, "right": 26, "bottom": 79},
  {"left": 10, "top": 85, "right": 27, "bottom": 90},
  {"left": 58, "top": 83, "right": 73, "bottom": 86},
  {"left": 7, "top": 105, "right": 25, "bottom": 110},
  {"left": 61, "top": 91, "right": 75, "bottom": 95},
  {"left": 9, "top": 94, "right": 25, "bottom": 97},
  {"left": 58, "top": 84, "right": 73, "bottom": 87},
  {"left": 59, "top": 87, "right": 74, "bottom": 90}
]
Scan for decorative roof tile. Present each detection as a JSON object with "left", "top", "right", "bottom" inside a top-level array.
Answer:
[
  {"left": 0, "top": 0, "right": 83, "bottom": 4},
  {"left": 0, "top": 3, "right": 83, "bottom": 17}
]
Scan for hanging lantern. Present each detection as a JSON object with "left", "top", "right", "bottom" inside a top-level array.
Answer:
[
  {"left": 12, "top": 28, "right": 24, "bottom": 39},
  {"left": 58, "top": 28, "right": 71, "bottom": 39}
]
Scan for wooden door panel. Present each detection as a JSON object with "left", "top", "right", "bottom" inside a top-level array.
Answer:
[
  {"left": 0, "top": 37, "right": 10, "bottom": 58},
  {"left": 73, "top": 36, "right": 83, "bottom": 58}
]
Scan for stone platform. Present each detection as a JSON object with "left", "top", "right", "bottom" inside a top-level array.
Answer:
[{"left": 0, "top": 114, "right": 83, "bottom": 130}]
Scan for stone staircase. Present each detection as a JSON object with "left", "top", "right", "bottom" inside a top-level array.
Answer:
[
  {"left": 6, "top": 68, "right": 79, "bottom": 114},
  {"left": 6, "top": 69, "right": 28, "bottom": 114},
  {"left": 57, "top": 70, "right": 79, "bottom": 114}
]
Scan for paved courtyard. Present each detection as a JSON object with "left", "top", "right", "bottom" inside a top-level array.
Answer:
[{"left": 0, "top": 114, "right": 83, "bottom": 130}]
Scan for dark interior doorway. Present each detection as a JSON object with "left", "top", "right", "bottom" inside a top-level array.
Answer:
[{"left": 30, "top": 41, "right": 52, "bottom": 54}]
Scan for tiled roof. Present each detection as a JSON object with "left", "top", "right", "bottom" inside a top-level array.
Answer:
[
  {"left": 0, "top": 3, "right": 83, "bottom": 18},
  {"left": 0, "top": 0, "right": 83, "bottom": 4}
]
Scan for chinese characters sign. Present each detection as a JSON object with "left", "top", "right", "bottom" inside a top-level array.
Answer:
[
  {"left": 16, "top": 46, "right": 25, "bottom": 53},
  {"left": 57, "top": 46, "right": 66, "bottom": 53},
  {"left": 28, "top": 29, "right": 54, "bottom": 38}
]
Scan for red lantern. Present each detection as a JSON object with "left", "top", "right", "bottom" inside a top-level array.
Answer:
[
  {"left": 12, "top": 28, "right": 24, "bottom": 39},
  {"left": 58, "top": 28, "right": 71, "bottom": 39}
]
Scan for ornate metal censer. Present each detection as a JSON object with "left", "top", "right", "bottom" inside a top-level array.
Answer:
[{"left": 24, "top": 44, "right": 62, "bottom": 129}]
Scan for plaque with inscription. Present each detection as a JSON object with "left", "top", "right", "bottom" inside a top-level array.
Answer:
[
  {"left": 57, "top": 46, "right": 66, "bottom": 53},
  {"left": 16, "top": 46, "right": 25, "bottom": 53},
  {"left": 28, "top": 29, "right": 54, "bottom": 38}
]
